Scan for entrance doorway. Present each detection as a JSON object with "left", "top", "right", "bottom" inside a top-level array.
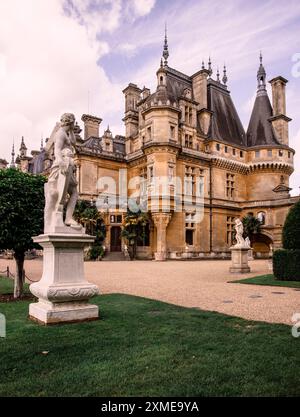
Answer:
[{"left": 110, "top": 226, "right": 121, "bottom": 252}]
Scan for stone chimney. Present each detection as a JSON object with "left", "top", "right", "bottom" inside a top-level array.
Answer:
[
  {"left": 268, "top": 76, "right": 291, "bottom": 146},
  {"left": 81, "top": 114, "right": 102, "bottom": 140},
  {"left": 192, "top": 69, "right": 211, "bottom": 135},
  {"left": 122, "top": 83, "right": 141, "bottom": 138},
  {"left": 192, "top": 69, "right": 209, "bottom": 109}
]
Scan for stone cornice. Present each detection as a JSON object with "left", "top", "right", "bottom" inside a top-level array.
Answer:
[
  {"left": 211, "top": 156, "right": 249, "bottom": 174},
  {"left": 248, "top": 161, "right": 294, "bottom": 175},
  {"left": 81, "top": 114, "right": 102, "bottom": 124},
  {"left": 142, "top": 142, "right": 181, "bottom": 155}
]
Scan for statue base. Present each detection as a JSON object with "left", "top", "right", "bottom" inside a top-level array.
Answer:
[
  {"left": 29, "top": 233, "right": 99, "bottom": 325},
  {"left": 229, "top": 246, "right": 251, "bottom": 274}
]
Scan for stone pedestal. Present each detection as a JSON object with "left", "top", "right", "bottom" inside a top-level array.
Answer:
[
  {"left": 29, "top": 233, "right": 99, "bottom": 325},
  {"left": 229, "top": 246, "right": 251, "bottom": 273}
]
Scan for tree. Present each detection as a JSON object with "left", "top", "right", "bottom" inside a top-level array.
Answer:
[
  {"left": 73, "top": 200, "right": 106, "bottom": 260},
  {"left": 0, "top": 168, "right": 46, "bottom": 298},
  {"left": 242, "top": 214, "right": 261, "bottom": 245},
  {"left": 282, "top": 199, "right": 300, "bottom": 249},
  {"left": 121, "top": 210, "right": 150, "bottom": 260},
  {"left": 273, "top": 200, "right": 300, "bottom": 281}
]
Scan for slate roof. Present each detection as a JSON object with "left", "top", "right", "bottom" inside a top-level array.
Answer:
[
  {"left": 145, "top": 67, "right": 247, "bottom": 146},
  {"left": 246, "top": 93, "right": 279, "bottom": 147},
  {"left": 207, "top": 80, "right": 246, "bottom": 146}
]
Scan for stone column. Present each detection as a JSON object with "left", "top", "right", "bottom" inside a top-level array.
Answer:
[{"left": 152, "top": 213, "right": 172, "bottom": 261}]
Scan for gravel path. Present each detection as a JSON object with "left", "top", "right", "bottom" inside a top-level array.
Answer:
[{"left": 1, "top": 258, "right": 299, "bottom": 325}]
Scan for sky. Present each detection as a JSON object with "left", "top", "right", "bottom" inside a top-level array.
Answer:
[{"left": 0, "top": 0, "right": 299, "bottom": 194}]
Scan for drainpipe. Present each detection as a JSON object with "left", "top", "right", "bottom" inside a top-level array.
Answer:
[{"left": 209, "top": 162, "right": 213, "bottom": 252}]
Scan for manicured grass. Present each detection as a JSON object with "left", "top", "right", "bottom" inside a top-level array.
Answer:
[
  {"left": 230, "top": 274, "right": 300, "bottom": 289},
  {"left": 0, "top": 276, "right": 30, "bottom": 295},
  {"left": 0, "top": 277, "right": 299, "bottom": 397}
]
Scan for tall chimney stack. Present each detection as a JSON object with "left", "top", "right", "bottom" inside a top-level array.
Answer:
[{"left": 268, "top": 76, "right": 291, "bottom": 146}]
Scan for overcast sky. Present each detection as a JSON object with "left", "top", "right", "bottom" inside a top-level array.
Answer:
[{"left": 0, "top": 0, "right": 299, "bottom": 194}]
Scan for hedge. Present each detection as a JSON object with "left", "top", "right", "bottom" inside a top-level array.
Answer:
[
  {"left": 273, "top": 249, "right": 300, "bottom": 281},
  {"left": 282, "top": 200, "right": 300, "bottom": 249}
]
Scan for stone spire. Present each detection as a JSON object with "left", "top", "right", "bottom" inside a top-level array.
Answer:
[
  {"left": 162, "top": 23, "right": 169, "bottom": 67},
  {"left": 257, "top": 51, "right": 267, "bottom": 96},
  {"left": 222, "top": 65, "right": 228, "bottom": 85},
  {"left": 216, "top": 68, "right": 220, "bottom": 83},
  {"left": 208, "top": 57, "right": 212, "bottom": 77},
  {"left": 19, "top": 136, "right": 27, "bottom": 157},
  {"left": 40, "top": 136, "right": 44, "bottom": 151},
  {"left": 10, "top": 141, "right": 15, "bottom": 168}
]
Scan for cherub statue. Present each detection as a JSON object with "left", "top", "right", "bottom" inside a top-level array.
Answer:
[
  {"left": 234, "top": 218, "right": 246, "bottom": 247},
  {"left": 44, "top": 113, "right": 82, "bottom": 234}
]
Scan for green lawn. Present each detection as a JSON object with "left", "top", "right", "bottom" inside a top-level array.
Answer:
[
  {"left": 230, "top": 274, "right": 300, "bottom": 289},
  {"left": 0, "top": 276, "right": 30, "bottom": 295},
  {"left": 0, "top": 277, "right": 299, "bottom": 397}
]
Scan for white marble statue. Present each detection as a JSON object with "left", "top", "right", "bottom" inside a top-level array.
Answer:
[
  {"left": 245, "top": 236, "right": 251, "bottom": 248},
  {"left": 44, "top": 113, "right": 82, "bottom": 234},
  {"left": 234, "top": 218, "right": 246, "bottom": 247}
]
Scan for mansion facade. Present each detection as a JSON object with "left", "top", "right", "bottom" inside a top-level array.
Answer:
[{"left": 3, "top": 40, "right": 299, "bottom": 260}]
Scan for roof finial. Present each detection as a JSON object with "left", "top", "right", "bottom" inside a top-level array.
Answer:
[
  {"left": 10, "top": 141, "right": 15, "bottom": 168},
  {"left": 201, "top": 60, "right": 205, "bottom": 70},
  {"left": 216, "top": 67, "right": 220, "bottom": 83},
  {"left": 257, "top": 51, "right": 267, "bottom": 95},
  {"left": 222, "top": 64, "right": 228, "bottom": 85},
  {"left": 40, "top": 135, "right": 44, "bottom": 151},
  {"left": 162, "top": 23, "right": 169, "bottom": 67},
  {"left": 208, "top": 57, "right": 212, "bottom": 77}
]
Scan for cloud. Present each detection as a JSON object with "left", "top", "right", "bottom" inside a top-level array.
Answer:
[
  {"left": 0, "top": 0, "right": 125, "bottom": 162},
  {"left": 64, "top": 0, "right": 122, "bottom": 42},
  {"left": 131, "top": 0, "right": 156, "bottom": 17}
]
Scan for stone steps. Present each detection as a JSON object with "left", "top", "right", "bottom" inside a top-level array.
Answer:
[{"left": 102, "top": 251, "right": 126, "bottom": 261}]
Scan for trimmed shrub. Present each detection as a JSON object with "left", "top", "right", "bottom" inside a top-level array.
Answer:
[
  {"left": 282, "top": 200, "right": 300, "bottom": 250},
  {"left": 88, "top": 245, "right": 105, "bottom": 261},
  {"left": 273, "top": 249, "right": 300, "bottom": 281}
]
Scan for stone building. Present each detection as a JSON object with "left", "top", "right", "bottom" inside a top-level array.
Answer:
[{"left": 5, "top": 38, "right": 299, "bottom": 260}]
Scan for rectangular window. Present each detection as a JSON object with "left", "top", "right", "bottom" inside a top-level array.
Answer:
[
  {"left": 279, "top": 150, "right": 283, "bottom": 157},
  {"left": 189, "top": 108, "right": 193, "bottom": 125},
  {"left": 255, "top": 150, "right": 260, "bottom": 158},
  {"left": 110, "top": 215, "right": 122, "bottom": 224},
  {"left": 146, "top": 126, "right": 152, "bottom": 141},
  {"left": 268, "top": 150, "right": 273, "bottom": 157},
  {"left": 170, "top": 125, "right": 175, "bottom": 139},
  {"left": 225, "top": 146, "right": 228, "bottom": 153},
  {"left": 226, "top": 173, "right": 235, "bottom": 199},
  {"left": 216, "top": 143, "right": 220, "bottom": 151},
  {"left": 148, "top": 166, "right": 154, "bottom": 181},
  {"left": 185, "top": 229, "right": 194, "bottom": 245},
  {"left": 233, "top": 148, "right": 236, "bottom": 156},
  {"left": 288, "top": 152, "right": 291, "bottom": 158},
  {"left": 226, "top": 216, "right": 235, "bottom": 245},
  {"left": 240, "top": 150, "right": 243, "bottom": 158}
]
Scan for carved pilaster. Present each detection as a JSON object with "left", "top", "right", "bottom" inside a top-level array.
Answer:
[{"left": 152, "top": 212, "right": 172, "bottom": 261}]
